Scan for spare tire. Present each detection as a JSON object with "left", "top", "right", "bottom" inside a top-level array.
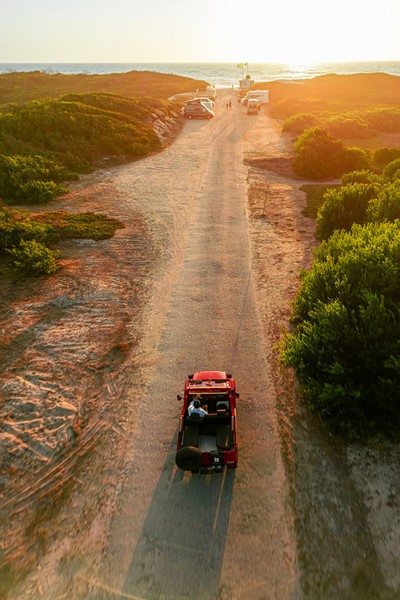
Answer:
[{"left": 175, "top": 446, "right": 202, "bottom": 471}]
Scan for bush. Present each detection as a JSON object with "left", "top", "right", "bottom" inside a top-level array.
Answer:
[
  {"left": 340, "top": 146, "right": 371, "bottom": 174},
  {"left": 293, "top": 127, "right": 370, "bottom": 179},
  {"left": 323, "top": 114, "right": 373, "bottom": 139},
  {"left": 383, "top": 158, "right": 400, "bottom": 182},
  {"left": 281, "top": 112, "right": 320, "bottom": 134},
  {"left": 16, "top": 180, "right": 67, "bottom": 204},
  {"left": 294, "top": 127, "right": 345, "bottom": 178},
  {"left": 281, "top": 221, "right": 400, "bottom": 435},
  {"left": 269, "top": 97, "right": 329, "bottom": 119},
  {"left": 363, "top": 107, "right": 400, "bottom": 132},
  {"left": 6, "top": 239, "right": 58, "bottom": 277},
  {"left": 0, "top": 207, "right": 123, "bottom": 278},
  {"left": 0, "top": 213, "right": 53, "bottom": 249},
  {"left": 374, "top": 147, "right": 400, "bottom": 167},
  {"left": 366, "top": 182, "right": 400, "bottom": 223},
  {"left": 0, "top": 153, "right": 68, "bottom": 203},
  {"left": 300, "top": 184, "right": 340, "bottom": 219},
  {"left": 316, "top": 182, "right": 379, "bottom": 240},
  {"left": 341, "top": 170, "right": 381, "bottom": 185}
]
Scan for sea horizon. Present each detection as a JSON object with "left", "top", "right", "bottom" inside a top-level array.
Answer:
[{"left": 1, "top": 61, "right": 400, "bottom": 88}]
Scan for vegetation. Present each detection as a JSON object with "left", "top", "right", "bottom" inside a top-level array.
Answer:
[
  {"left": 383, "top": 158, "right": 400, "bottom": 181},
  {"left": 281, "top": 221, "right": 400, "bottom": 437},
  {"left": 0, "top": 72, "right": 191, "bottom": 278},
  {"left": 281, "top": 112, "right": 320, "bottom": 134},
  {"left": 374, "top": 147, "right": 400, "bottom": 167},
  {"left": 300, "top": 184, "right": 339, "bottom": 219},
  {"left": 268, "top": 73, "right": 400, "bottom": 120},
  {"left": 316, "top": 182, "right": 381, "bottom": 240},
  {"left": 0, "top": 207, "right": 123, "bottom": 278},
  {"left": 0, "top": 70, "right": 209, "bottom": 105},
  {"left": 314, "top": 164, "right": 400, "bottom": 240},
  {"left": 0, "top": 92, "right": 179, "bottom": 205},
  {"left": 366, "top": 182, "right": 400, "bottom": 223},
  {"left": 284, "top": 157, "right": 400, "bottom": 437},
  {"left": 0, "top": 94, "right": 167, "bottom": 180},
  {"left": 0, "top": 154, "right": 69, "bottom": 203},
  {"left": 293, "top": 127, "right": 370, "bottom": 179},
  {"left": 282, "top": 107, "right": 400, "bottom": 139},
  {"left": 7, "top": 239, "right": 58, "bottom": 277},
  {"left": 271, "top": 76, "right": 400, "bottom": 437}
]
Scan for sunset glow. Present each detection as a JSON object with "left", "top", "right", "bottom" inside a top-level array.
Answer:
[{"left": 1, "top": 0, "right": 400, "bottom": 64}]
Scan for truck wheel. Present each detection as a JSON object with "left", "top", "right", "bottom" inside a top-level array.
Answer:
[{"left": 175, "top": 446, "right": 202, "bottom": 471}]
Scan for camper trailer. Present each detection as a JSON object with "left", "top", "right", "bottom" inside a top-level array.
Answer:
[{"left": 241, "top": 90, "right": 269, "bottom": 106}]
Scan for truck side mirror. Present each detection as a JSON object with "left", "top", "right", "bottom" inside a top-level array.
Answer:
[
  {"left": 177, "top": 394, "right": 183, "bottom": 401},
  {"left": 236, "top": 392, "right": 240, "bottom": 398}
]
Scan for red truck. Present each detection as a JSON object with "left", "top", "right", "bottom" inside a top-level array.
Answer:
[{"left": 175, "top": 371, "right": 239, "bottom": 474}]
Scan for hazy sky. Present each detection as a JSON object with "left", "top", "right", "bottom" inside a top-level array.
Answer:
[{"left": 1, "top": 0, "right": 400, "bottom": 64}]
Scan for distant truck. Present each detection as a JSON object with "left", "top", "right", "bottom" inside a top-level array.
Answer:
[
  {"left": 247, "top": 98, "right": 261, "bottom": 115},
  {"left": 241, "top": 90, "right": 269, "bottom": 106}
]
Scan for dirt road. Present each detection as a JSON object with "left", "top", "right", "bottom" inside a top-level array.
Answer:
[
  {"left": 3, "top": 90, "right": 400, "bottom": 600},
  {"left": 85, "top": 92, "right": 297, "bottom": 598}
]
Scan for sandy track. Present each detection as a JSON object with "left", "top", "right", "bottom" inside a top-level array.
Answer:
[{"left": 2, "top": 90, "right": 400, "bottom": 600}]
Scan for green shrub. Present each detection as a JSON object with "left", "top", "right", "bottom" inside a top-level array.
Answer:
[
  {"left": 0, "top": 208, "right": 123, "bottom": 278},
  {"left": 300, "top": 184, "right": 340, "bottom": 219},
  {"left": 294, "top": 127, "right": 344, "bottom": 178},
  {"left": 41, "top": 211, "right": 124, "bottom": 240},
  {"left": 383, "top": 158, "right": 400, "bottom": 181},
  {"left": 0, "top": 153, "right": 68, "bottom": 203},
  {"left": 0, "top": 98, "right": 161, "bottom": 165},
  {"left": 323, "top": 114, "right": 373, "bottom": 139},
  {"left": 16, "top": 180, "right": 67, "bottom": 204},
  {"left": 340, "top": 146, "right": 371, "bottom": 175},
  {"left": 269, "top": 97, "right": 329, "bottom": 119},
  {"left": 294, "top": 127, "right": 370, "bottom": 179},
  {"left": 282, "top": 112, "right": 320, "bottom": 134},
  {"left": 363, "top": 107, "right": 400, "bottom": 132},
  {"left": 282, "top": 221, "right": 400, "bottom": 435},
  {"left": 0, "top": 214, "right": 53, "bottom": 250},
  {"left": 366, "top": 182, "right": 400, "bottom": 223},
  {"left": 6, "top": 239, "right": 58, "bottom": 277},
  {"left": 374, "top": 147, "right": 400, "bottom": 167},
  {"left": 342, "top": 170, "right": 382, "bottom": 185},
  {"left": 316, "top": 182, "right": 379, "bottom": 240}
]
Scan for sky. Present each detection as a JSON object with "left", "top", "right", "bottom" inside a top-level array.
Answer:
[{"left": 1, "top": 0, "right": 400, "bottom": 64}]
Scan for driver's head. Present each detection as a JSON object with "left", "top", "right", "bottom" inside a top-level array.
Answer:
[{"left": 193, "top": 399, "right": 201, "bottom": 408}]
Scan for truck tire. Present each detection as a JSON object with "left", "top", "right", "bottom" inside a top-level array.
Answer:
[{"left": 175, "top": 446, "right": 202, "bottom": 471}]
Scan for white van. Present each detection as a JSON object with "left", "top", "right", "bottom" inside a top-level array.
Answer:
[{"left": 241, "top": 90, "right": 269, "bottom": 106}]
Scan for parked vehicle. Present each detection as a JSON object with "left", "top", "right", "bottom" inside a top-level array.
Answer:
[
  {"left": 183, "top": 103, "right": 214, "bottom": 119},
  {"left": 247, "top": 98, "right": 261, "bottom": 115},
  {"left": 185, "top": 97, "right": 215, "bottom": 111},
  {"left": 241, "top": 90, "right": 269, "bottom": 106},
  {"left": 175, "top": 371, "right": 239, "bottom": 474}
]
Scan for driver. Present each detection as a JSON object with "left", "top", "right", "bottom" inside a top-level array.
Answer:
[{"left": 188, "top": 395, "right": 208, "bottom": 418}]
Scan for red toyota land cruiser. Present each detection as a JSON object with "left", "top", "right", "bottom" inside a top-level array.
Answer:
[{"left": 175, "top": 371, "right": 239, "bottom": 474}]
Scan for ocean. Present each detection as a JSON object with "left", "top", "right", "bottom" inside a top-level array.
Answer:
[{"left": 1, "top": 62, "right": 400, "bottom": 89}]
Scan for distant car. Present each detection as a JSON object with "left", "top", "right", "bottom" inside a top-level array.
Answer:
[
  {"left": 183, "top": 103, "right": 214, "bottom": 120},
  {"left": 185, "top": 97, "right": 215, "bottom": 111},
  {"left": 247, "top": 98, "right": 261, "bottom": 115},
  {"left": 175, "top": 370, "right": 239, "bottom": 474},
  {"left": 241, "top": 90, "right": 269, "bottom": 106}
]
